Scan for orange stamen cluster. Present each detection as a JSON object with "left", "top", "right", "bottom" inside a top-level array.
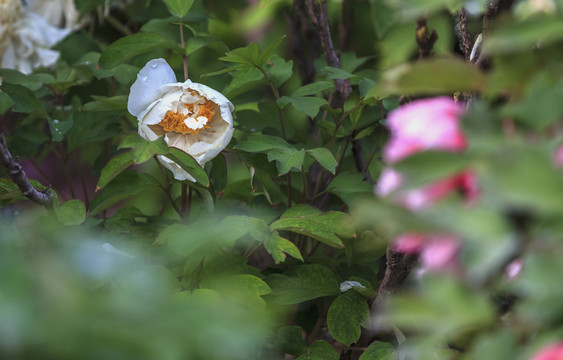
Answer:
[{"left": 158, "top": 98, "right": 216, "bottom": 135}]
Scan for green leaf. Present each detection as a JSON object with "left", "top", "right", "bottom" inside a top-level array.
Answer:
[
  {"left": 296, "top": 341, "right": 338, "bottom": 360},
  {"left": 53, "top": 199, "right": 86, "bottom": 226},
  {"left": 293, "top": 81, "right": 334, "bottom": 97},
  {"left": 267, "top": 148, "right": 305, "bottom": 175},
  {"left": 235, "top": 133, "right": 293, "bottom": 153},
  {"left": 320, "top": 66, "right": 356, "bottom": 80},
  {"left": 119, "top": 134, "right": 169, "bottom": 164},
  {"left": 265, "top": 55, "right": 293, "bottom": 88},
  {"left": 96, "top": 152, "right": 134, "bottom": 191},
  {"left": 209, "top": 154, "right": 228, "bottom": 193},
  {"left": 0, "top": 69, "right": 55, "bottom": 91},
  {"left": 484, "top": 15, "right": 563, "bottom": 54},
  {"left": 264, "top": 232, "right": 303, "bottom": 264},
  {"left": 83, "top": 95, "right": 128, "bottom": 112},
  {"left": 89, "top": 171, "right": 158, "bottom": 216},
  {"left": 223, "top": 66, "right": 265, "bottom": 99},
  {"left": 327, "top": 172, "right": 374, "bottom": 204},
  {"left": 185, "top": 36, "right": 219, "bottom": 56},
  {"left": 165, "top": 147, "right": 210, "bottom": 187},
  {"left": 0, "top": 83, "right": 44, "bottom": 114},
  {"left": 67, "top": 111, "right": 121, "bottom": 151},
  {"left": 99, "top": 32, "right": 180, "bottom": 69},
  {"left": 268, "top": 264, "right": 340, "bottom": 305},
  {"left": 157, "top": 223, "right": 210, "bottom": 256},
  {"left": 201, "top": 274, "right": 271, "bottom": 308},
  {"left": 359, "top": 342, "right": 396, "bottom": 360},
  {"left": 277, "top": 96, "right": 327, "bottom": 118},
  {"left": 258, "top": 35, "right": 286, "bottom": 65},
  {"left": 161, "top": 0, "right": 194, "bottom": 18},
  {"left": 274, "top": 326, "right": 308, "bottom": 356},
  {"left": 327, "top": 290, "right": 370, "bottom": 346},
  {"left": 220, "top": 43, "right": 260, "bottom": 66},
  {"left": 48, "top": 116, "right": 73, "bottom": 142},
  {"left": 343, "top": 229, "right": 387, "bottom": 264},
  {"left": 368, "top": 57, "right": 487, "bottom": 98},
  {"left": 394, "top": 151, "right": 472, "bottom": 190},
  {"left": 307, "top": 148, "right": 338, "bottom": 174}
]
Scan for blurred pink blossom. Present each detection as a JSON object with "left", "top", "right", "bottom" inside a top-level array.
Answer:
[
  {"left": 376, "top": 97, "right": 474, "bottom": 273},
  {"left": 554, "top": 145, "right": 563, "bottom": 168},
  {"left": 530, "top": 343, "right": 563, "bottom": 360},
  {"left": 505, "top": 258, "right": 523, "bottom": 280}
]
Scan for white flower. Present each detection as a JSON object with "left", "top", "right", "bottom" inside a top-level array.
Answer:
[
  {"left": 0, "top": 0, "right": 70, "bottom": 74},
  {"left": 339, "top": 280, "right": 366, "bottom": 292},
  {"left": 127, "top": 58, "right": 235, "bottom": 182},
  {"left": 26, "top": 0, "right": 80, "bottom": 30}
]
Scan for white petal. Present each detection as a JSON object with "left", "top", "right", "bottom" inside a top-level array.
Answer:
[
  {"left": 157, "top": 155, "right": 196, "bottom": 182},
  {"left": 127, "top": 58, "right": 177, "bottom": 117}
]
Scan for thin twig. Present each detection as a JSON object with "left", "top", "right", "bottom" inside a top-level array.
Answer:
[
  {"left": 0, "top": 133, "right": 54, "bottom": 208},
  {"left": 458, "top": 8, "right": 472, "bottom": 61},
  {"left": 415, "top": 18, "right": 438, "bottom": 60}
]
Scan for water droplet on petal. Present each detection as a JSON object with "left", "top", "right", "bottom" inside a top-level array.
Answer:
[{"left": 150, "top": 63, "right": 158, "bottom": 68}]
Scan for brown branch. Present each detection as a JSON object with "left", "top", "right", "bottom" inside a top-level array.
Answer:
[
  {"left": 458, "top": 8, "right": 472, "bottom": 61},
  {"left": 304, "top": 0, "right": 352, "bottom": 100},
  {"left": 415, "top": 19, "right": 438, "bottom": 60},
  {"left": 0, "top": 133, "right": 54, "bottom": 208}
]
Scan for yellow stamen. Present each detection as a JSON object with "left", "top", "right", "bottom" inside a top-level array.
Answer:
[{"left": 157, "top": 99, "right": 216, "bottom": 135}]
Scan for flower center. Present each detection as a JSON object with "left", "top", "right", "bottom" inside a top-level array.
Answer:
[{"left": 158, "top": 98, "right": 216, "bottom": 135}]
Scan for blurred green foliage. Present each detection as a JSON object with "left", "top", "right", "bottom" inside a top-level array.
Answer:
[{"left": 1, "top": 0, "right": 563, "bottom": 359}]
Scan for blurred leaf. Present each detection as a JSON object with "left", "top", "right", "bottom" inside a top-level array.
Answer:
[
  {"left": 0, "top": 69, "right": 55, "bottom": 91},
  {"left": 162, "top": 0, "right": 194, "bottom": 18},
  {"left": 306, "top": 148, "right": 338, "bottom": 174},
  {"left": 0, "top": 83, "right": 44, "bottom": 115},
  {"left": 387, "top": 275, "right": 495, "bottom": 338},
  {"left": 394, "top": 151, "right": 472, "bottom": 189},
  {"left": 119, "top": 134, "right": 169, "bottom": 164},
  {"left": 201, "top": 274, "right": 271, "bottom": 308},
  {"left": 83, "top": 95, "right": 128, "bottom": 112},
  {"left": 484, "top": 15, "right": 563, "bottom": 54},
  {"left": 96, "top": 152, "right": 135, "bottom": 191},
  {"left": 369, "top": 0, "right": 396, "bottom": 38},
  {"left": 185, "top": 36, "right": 220, "bottom": 55},
  {"left": 359, "top": 341, "right": 396, "bottom": 360},
  {"left": 277, "top": 96, "right": 327, "bottom": 118},
  {"left": 368, "top": 58, "right": 487, "bottom": 98},
  {"left": 296, "top": 340, "right": 338, "bottom": 360},
  {"left": 165, "top": 148, "right": 210, "bottom": 187},
  {"left": 268, "top": 264, "right": 340, "bottom": 305},
  {"left": 274, "top": 326, "right": 308, "bottom": 356},
  {"left": 320, "top": 66, "right": 356, "bottom": 80},
  {"left": 99, "top": 32, "right": 180, "bottom": 69},
  {"left": 53, "top": 199, "right": 86, "bottom": 226},
  {"left": 89, "top": 171, "right": 158, "bottom": 216},
  {"left": 343, "top": 229, "right": 387, "bottom": 264},
  {"left": 327, "top": 290, "right": 370, "bottom": 346},
  {"left": 264, "top": 232, "right": 303, "bottom": 264},
  {"left": 293, "top": 81, "right": 333, "bottom": 97}
]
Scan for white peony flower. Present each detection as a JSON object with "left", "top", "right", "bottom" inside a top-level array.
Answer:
[
  {"left": 26, "top": 0, "right": 80, "bottom": 30},
  {"left": 127, "top": 58, "right": 235, "bottom": 182},
  {"left": 0, "top": 0, "right": 70, "bottom": 74}
]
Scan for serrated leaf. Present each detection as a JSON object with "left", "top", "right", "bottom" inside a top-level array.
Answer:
[
  {"left": 268, "top": 264, "right": 340, "bottom": 305},
  {"left": 307, "top": 148, "right": 338, "bottom": 174},
  {"left": 53, "top": 199, "right": 86, "bottom": 226},
  {"left": 220, "top": 43, "right": 260, "bottom": 66},
  {"left": 264, "top": 232, "right": 303, "bottom": 264},
  {"left": 277, "top": 96, "right": 327, "bottom": 118},
  {"left": 267, "top": 148, "right": 305, "bottom": 175},
  {"left": 327, "top": 290, "right": 370, "bottom": 346},
  {"left": 99, "top": 32, "right": 180, "bottom": 69},
  {"left": 165, "top": 147, "right": 210, "bottom": 187},
  {"left": 320, "top": 66, "right": 356, "bottom": 80},
  {"left": 258, "top": 35, "right": 286, "bottom": 65},
  {"left": 96, "top": 152, "right": 134, "bottom": 191},
  {"left": 223, "top": 66, "right": 265, "bottom": 98},
  {"left": 185, "top": 36, "right": 219, "bottom": 55},
  {"left": 162, "top": 0, "right": 194, "bottom": 18},
  {"left": 265, "top": 55, "right": 293, "bottom": 88}
]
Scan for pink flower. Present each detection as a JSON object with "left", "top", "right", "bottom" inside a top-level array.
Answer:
[
  {"left": 394, "top": 233, "right": 460, "bottom": 272},
  {"left": 554, "top": 145, "right": 563, "bottom": 168},
  {"left": 530, "top": 343, "right": 563, "bottom": 360},
  {"left": 384, "top": 97, "right": 465, "bottom": 164}
]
